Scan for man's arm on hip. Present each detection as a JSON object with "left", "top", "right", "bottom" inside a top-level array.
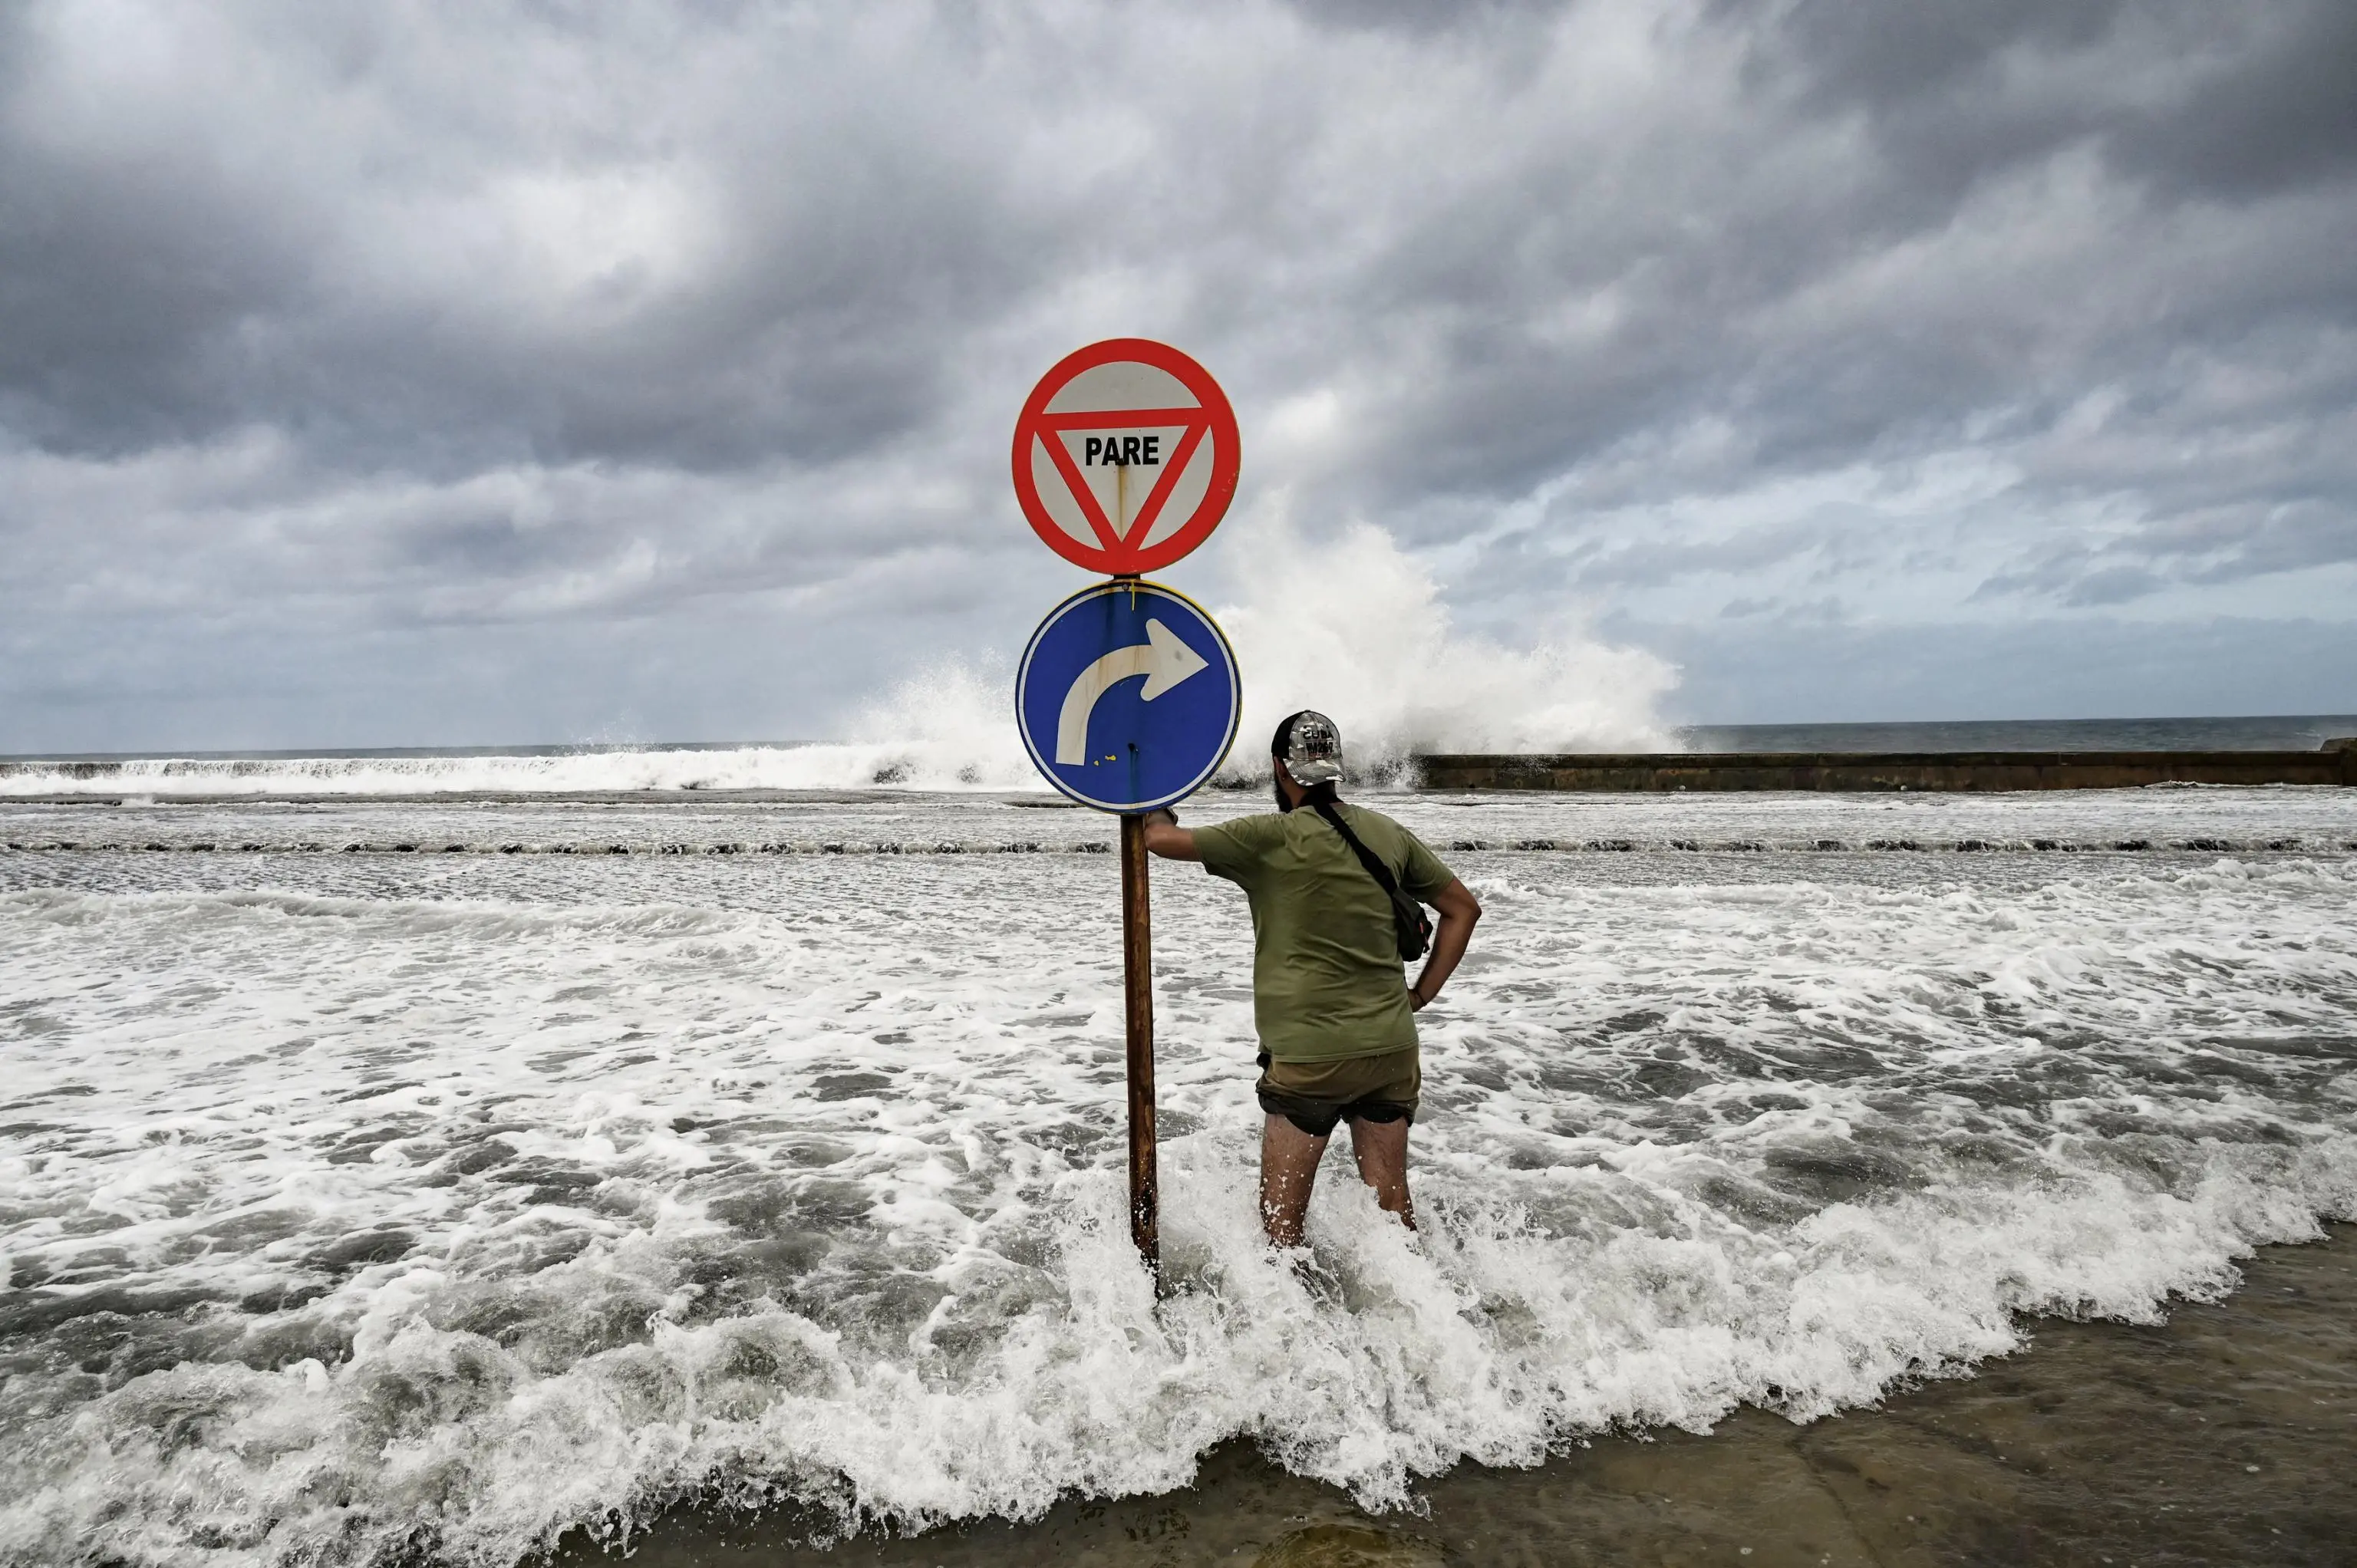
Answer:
[{"left": 1410, "top": 878, "right": 1482, "bottom": 1009}]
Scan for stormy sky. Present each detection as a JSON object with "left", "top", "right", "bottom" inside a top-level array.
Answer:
[{"left": 2, "top": 0, "right": 2352, "bottom": 752}]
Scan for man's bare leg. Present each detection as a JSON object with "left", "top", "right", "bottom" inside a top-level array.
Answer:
[
  {"left": 1259, "top": 1114, "right": 1330, "bottom": 1247},
  {"left": 1346, "top": 1115, "right": 1415, "bottom": 1230}
]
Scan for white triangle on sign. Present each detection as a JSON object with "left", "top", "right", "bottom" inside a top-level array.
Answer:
[{"left": 1051, "top": 425, "right": 1192, "bottom": 543}]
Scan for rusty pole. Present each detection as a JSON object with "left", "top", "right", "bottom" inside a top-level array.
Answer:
[{"left": 1119, "top": 811, "right": 1160, "bottom": 1273}]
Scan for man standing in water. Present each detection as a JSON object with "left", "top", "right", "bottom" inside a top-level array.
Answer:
[{"left": 1140, "top": 711, "right": 1481, "bottom": 1247}]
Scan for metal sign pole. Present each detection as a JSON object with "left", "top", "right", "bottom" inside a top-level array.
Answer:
[{"left": 1119, "top": 812, "right": 1159, "bottom": 1272}]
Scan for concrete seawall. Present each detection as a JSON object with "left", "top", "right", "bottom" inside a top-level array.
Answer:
[{"left": 1416, "top": 741, "right": 2357, "bottom": 792}]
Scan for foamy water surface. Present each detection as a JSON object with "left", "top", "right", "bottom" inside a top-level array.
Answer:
[
  {"left": 4, "top": 789, "right": 2355, "bottom": 1567},
  {"left": 0, "top": 743, "right": 1038, "bottom": 799}
]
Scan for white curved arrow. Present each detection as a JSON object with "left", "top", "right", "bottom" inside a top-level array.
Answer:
[{"left": 1055, "top": 618, "right": 1210, "bottom": 766}]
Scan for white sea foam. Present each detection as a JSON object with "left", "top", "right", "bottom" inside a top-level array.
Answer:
[
  {"left": 2, "top": 805, "right": 2354, "bottom": 1567},
  {"left": 0, "top": 737, "right": 1037, "bottom": 800},
  {"left": 1212, "top": 517, "right": 1677, "bottom": 775}
]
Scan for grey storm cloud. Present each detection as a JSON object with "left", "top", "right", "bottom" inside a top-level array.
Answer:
[{"left": 0, "top": 0, "right": 2352, "bottom": 748}]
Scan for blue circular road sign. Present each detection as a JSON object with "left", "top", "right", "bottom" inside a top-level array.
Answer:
[{"left": 1015, "top": 580, "right": 1241, "bottom": 813}]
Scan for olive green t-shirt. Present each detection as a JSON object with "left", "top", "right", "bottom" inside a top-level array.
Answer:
[{"left": 1192, "top": 804, "right": 1457, "bottom": 1062}]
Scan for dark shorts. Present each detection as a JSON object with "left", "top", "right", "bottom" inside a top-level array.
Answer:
[{"left": 1254, "top": 1046, "right": 1421, "bottom": 1139}]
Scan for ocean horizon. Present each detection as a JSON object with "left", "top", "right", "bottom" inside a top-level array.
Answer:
[{"left": 5, "top": 711, "right": 2355, "bottom": 772}]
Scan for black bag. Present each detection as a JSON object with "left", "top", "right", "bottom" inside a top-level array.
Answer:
[{"left": 1310, "top": 799, "right": 1433, "bottom": 962}]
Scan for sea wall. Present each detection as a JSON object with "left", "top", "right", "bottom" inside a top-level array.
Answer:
[{"left": 1414, "top": 743, "right": 2357, "bottom": 792}]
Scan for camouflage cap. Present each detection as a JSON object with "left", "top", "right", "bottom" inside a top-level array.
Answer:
[{"left": 1278, "top": 710, "right": 1343, "bottom": 786}]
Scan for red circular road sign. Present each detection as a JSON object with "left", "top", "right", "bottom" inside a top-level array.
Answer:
[{"left": 1011, "top": 338, "right": 1241, "bottom": 575}]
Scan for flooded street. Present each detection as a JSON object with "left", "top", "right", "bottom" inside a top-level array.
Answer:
[{"left": 590, "top": 1225, "right": 2355, "bottom": 1566}]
